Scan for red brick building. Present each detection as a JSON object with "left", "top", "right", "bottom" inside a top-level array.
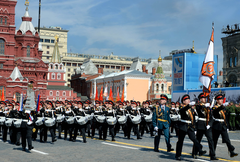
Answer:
[{"left": 0, "top": 0, "right": 48, "bottom": 101}]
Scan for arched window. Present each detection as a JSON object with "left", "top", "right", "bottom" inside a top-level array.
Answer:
[
  {"left": 161, "top": 84, "right": 164, "bottom": 92},
  {"left": 56, "top": 91, "right": 59, "bottom": 96},
  {"left": 156, "top": 84, "right": 159, "bottom": 91},
  {"left": 57, "top": 73, "right": 61, "bottom": 80},
  {"left": 15, "top": 92, "right": 21, "bottom": 102},
  {"left": 50, "top": 64, "right": 53, "bottom": 69},
  {"left": 51, "top": 73, "right": 55, "bottom": 79},
  {"left": 63, "top": 91, "right": 66, "bottom": 96},
  {"left": 0, "top": 17, "right": 2, "bottom": 24},
  {"left": 27, "top": 45, "right": 30, "bottom": 57},
  {"left": 0, "top": 39, "right": 5, "bottom": 55},
  {"left": 55, "top": 65, "right": 58, "bottom": 69},
  {"left": 60, "top": 65, "right": 62, "bottom": 69},
  {"left": 50, "top": 91, "right": 53, "bottom": 96},
  {"left": 5, "top": 18, "right": 7, "bottom": 25},
  {"left": 234, "top": 57, "right": 237, "bottom": 67}
]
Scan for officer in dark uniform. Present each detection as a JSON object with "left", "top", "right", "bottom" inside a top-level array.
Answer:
[
  {"left": 20, "top": 109, "right": 37, "bottom": 151},
  {"left": 152, "top": 94, "right": 174, "bottom": 152},
  {"left": 175, "top": 94, "right": 207, "bottom": 161},
  {"left": 212, "top": 94, "right": 238, "bottom": 158},
  {"left": 192, "top": 93, "right": 217, "bottom": 160}
]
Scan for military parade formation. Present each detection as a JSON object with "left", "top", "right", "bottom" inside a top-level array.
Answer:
[{"left": 0, "top": 92, "right": 239, "bottom": 161}]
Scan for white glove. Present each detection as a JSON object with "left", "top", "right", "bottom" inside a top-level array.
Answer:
[
  {"left": 205, "top": 103, "right": 210, "bottom": 107},
  {"left": 25, "top": 110, "right": 31, "bottom": 114},
  {"left": 154, "top": 127, "right": 158, "bottom": 131},
  {"left": 194, "top": 131, "right": 197, "bottom": 135},
  {"left": 149, "top": 105, "right": 153, "bottom": 108},
  {"left": 27, "top": 121, "right": 33, "bottom": 125},
  {"left": 42, "top": 117, "right": 45, "bottom": 121},
  {"left": 189, "top": 101, "right": 196, "bottom": 106},
  {"left": 227, "top": 129, "right": 229, "bottom": 133},
  {"left": 206, "top": 125, "right": 210, "bottom": 129},
  {"left": 223, "top": 102, "right": 229, "bottom": 106}
]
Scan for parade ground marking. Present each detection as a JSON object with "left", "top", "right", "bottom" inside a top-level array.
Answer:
[
  {"left": 102, "top": 142, "right": 140, "bottom": 150},
  {"left": 31, "top": 149, "right": 49, "bottom": 155}
]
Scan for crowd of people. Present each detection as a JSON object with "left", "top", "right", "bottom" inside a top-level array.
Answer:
[{"left": 0, "top": 92, "right": 239, "bottom": 161}]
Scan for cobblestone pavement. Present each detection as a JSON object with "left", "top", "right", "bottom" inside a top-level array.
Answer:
[{"left": 0, "top": 130, "right": 240, "bottom": 162}]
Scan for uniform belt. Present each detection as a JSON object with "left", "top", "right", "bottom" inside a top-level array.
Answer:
[
  {"left": 157, "top": 119, "right": 168, "bottom": 122},
  {"left": 198, "top": 118, "right": 206, "bottom": 121},
  {"left": 22, "top": 120, "right": 28, "bottom": 122},
  {"left": 180, "top": 119, "right": 191, "bottom": 124},
  {"left": 230, "top": 113, "right": 236, "bottom": 115},
  {"left": 214, "top": 119, "right": 224, "bottom": 122}
]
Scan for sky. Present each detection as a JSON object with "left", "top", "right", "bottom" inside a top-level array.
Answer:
[{"left": 15, "top": 0, "right": 240, "bottom": 73}]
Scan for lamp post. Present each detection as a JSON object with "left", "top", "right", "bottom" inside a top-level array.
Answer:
[{"left": 38, "top": 0, "right": 41, "bottom": 32}]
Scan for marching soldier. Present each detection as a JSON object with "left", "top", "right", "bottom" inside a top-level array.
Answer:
[
  {"left": 104, "top": 100, "right": 116, "bottom": 141},
  {"left": 152, "top": 94, "right": 173, "bottom": 152},
  {"left": 83, "top": 100, "right": 94, "bottom": 137},
  {"left": 170, "top": 102, "right": 179, "bottom": 137},
  {"left": 126, "top": 101, "right": 142, "bottom": 140},
  {"left": 192, "top": 93, "right": 217, "bottom": 160},
  {"left": 43, "top": 101, "right": 57, "bottom": 143},
  {"left": 2, "top": 102, "right": 11, "bottom": 142},
  {"left": 64, "top": 101, "right": 74, "bottom": 141},
  {"left": 175, "top": 94, "right": 207, "bottom": 161},
  {"left": 73, "top": 101, "right": 87, "bottom": 143},
  {"left": 0, "top": 101, "right": 5, "bottom": 137},
  {"left": 228, "top": 102, "right": 237, "bottom": 131},
  {"left": 212, "top": 94, "right": 238, "bottom": 158},
  {"left": 10, "top": 102, "right": 22, "bottom": 145},
  {"left": 55, "top": 100, "right": 64, "bottom": 139}
]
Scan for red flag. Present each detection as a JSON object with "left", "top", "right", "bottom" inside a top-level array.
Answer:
[
  {"left": 121, "top": 87, "right": 124, "bottom": 102},
  {"left": 109, "top": 86, "right": 113, "bottom": 101},
  {"left": 99, "top": 86, "right": 103, "bottom": 101},
  {"left": 115, "top": 87, "right": 120, "bottom": 102},
  {"left": 2, "top": 87, "right": 5, "bottom": 101},
  {"left": 199, "top": 25, "right": 215, "bottom": 96},
  {"left": 95, "top": 86, "right": 99, "bottom": 101}
]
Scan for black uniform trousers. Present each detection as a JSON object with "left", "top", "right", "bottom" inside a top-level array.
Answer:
[
  {"left": 74, "top": 124, "right": 86, "bottom": 142},
  {"left": 2, "top": 125, "right": 8, "bottom": 142},
  {"left": 127, "top": 122, "right": 140, "bottom": 139},
  {"left": 21, "top": 125, "right": 33, "bottom": 149},
  {"left": 176, "top": 128, "right": 203, "bottom": 157},
  {"left": 15, "top": 127, "right": 21, "bottom": 144},
  {"left": 212, "top": 129, "right": 235, "bottom": 153},
  {"left": 64, "top": 123, "right": 74, "bottom": 140},
  {"left": 57, "top": 122, "right": 63, "bottom": 138},
  {"left": 192, "top": 128, "right": 215, "bottom": 157},
  {"left": 91, "top": 118, "right": 98, "bottom": 137},
  {"left": 42, "top": 125, "right": 56, "bottom": 142},
  {"left": 86, "top": 120, "right": 92, "bottom": 137}
]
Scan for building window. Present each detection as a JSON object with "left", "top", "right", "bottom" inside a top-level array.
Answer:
[
  {"left": 126, "top": 67, "right": 130, "bottom": 70},
  {"left": 68, "top": 79, "right": 70, "bottom": 82},
  {"left": 78, "top": 64, "right": 81, "bottom": 67},
  {"left": 57, "top": 73, "right": 61, "bottom": 80},
  {"left": 156, "top": 84, "right": 159, "bottom": 91},
  {"left": 0, "top": 63, "right": 3, "bottom": 69},
  {"left": 55, "top": 65, "right": 58, "bottom": 69},
  {"left": 161, "top": 84, "right": 164, "bottom": 92},
  {"left": 0, "top": 17, "right": 2, "bottom": 24},
  {"left": 47, "top": 56, "right": 49, "bottom": 59},
  {"left": 68, "top": 68, "right": 70, "bottom": 72},
  {"left": 67, "top": 63, "right": 71, "bottom": 66},
  {"left": 63, "top": 91, "right": 66, "bottom": 96},
  {"left": 47, "top": 46, "right": 49, "bottom": 49},
  {"left": 47, "top": 51, "right": 49, "bottom": 54},
  {"left": 229, "top": 57, "right": 232, "bottom": 67},
  {"left": 50, "top": 64, "right": 53, "bottom": 69},
  {"left": 40, "top": 39, "right": 43, "bottom": 42},
  {"left": 50, "top": 91, "right": 53, "bottom": 96},
  {"left": 51, "top": 40, "right": 55, "bottom": 43},
  {"left": 111, "top": 66, "right": 115, "bottom": 69},
  {"left": 106, "top": 65, "right": 109, "bottom": 69},
  {"left": 234, "top": 57, "right": 237, "bottom": 67},
  {"left": 63, "top": 62, "right": 65, "bottom": 66},
  {"left": 15, "top": 92, "right": 21, "bottom": 102},
  {"left": 56, "top": 91, "right": 59, "bottom": 96},
  {"left": 27, "top": 45, "right": 30, "bottom": 57},
  {"left": 72, "top": 63, "right": 77, "bottom": 67},
  {"left": 5, "top": 18, "right": 7, "bottom": 25},
  {"left": 116, "top": 66, "right": 120, "bottom": 69},
  {"left": 0, "top": 39, "right": 5, "bottom": 55},
  {"left": 52, "top": 73, "right": 55, "bottom": 79},
  {"left": 45, "top": 39, "right": 50, "bottom": 43},
  {"left": 100, "top": 65, "right": 104, "bottom": 68},
  {"left": 68, "top": 74, "right": 70, "bottom": 77}
]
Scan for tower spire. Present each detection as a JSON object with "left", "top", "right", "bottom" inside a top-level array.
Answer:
[
  {"left": 51, "top": 35, "right": 61, "bottom": 63},
  {"left": 25, "top": 0, "right": 29, "bottom": 11}
]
